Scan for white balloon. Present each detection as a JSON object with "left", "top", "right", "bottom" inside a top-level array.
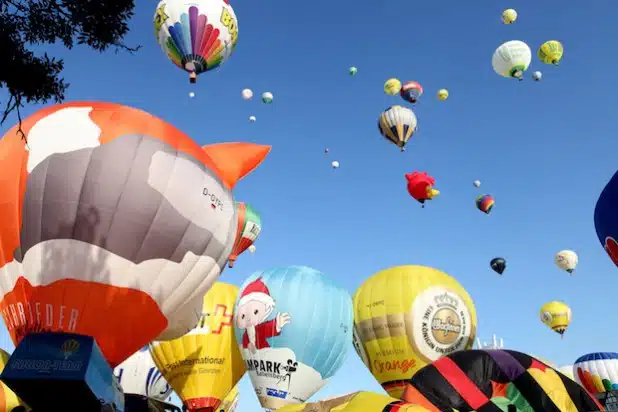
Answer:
[
  {"left": 248, "top": 245, "right": 256, "bottom": 253},
  {"left": 555, "top": 250, "right": 578, "bottom": 273},
  {"left": 492, "top": 40, "right": 532, "bottom": 79},
  {"left": 532, "top": 71, "right": 543, "bottom": 81},
  {"left": 114, "top": 347, "right": 172, "bottom": 400},
  {"left": 242, "top": 88, "right": 253, "bottom": 100},
  {"left": 331, "top": 161, "right": 340, "bottom": 169},
  {"left": 249, "top": 115, "right": 256, "bottom": 122},
  {"left": 473, "top": 180, "right": 481, "bottom": 188},
  {"left": 188, "top": 92, "right": 195, "bottom": 98}
]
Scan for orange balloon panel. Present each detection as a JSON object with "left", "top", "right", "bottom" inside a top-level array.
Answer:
[{"left": 0, "top": 102, "right": 270, "bottom": 366}]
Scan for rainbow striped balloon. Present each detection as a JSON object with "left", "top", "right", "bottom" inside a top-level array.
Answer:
[
  {"left": 154, "top": 0, "right": 238, "bottom": 80},
  {"left": 476, "top": 194, "right": 495, "bottom": 214},
  {"left": 574, "top": 352, "right": 618, "bottom": 394}
]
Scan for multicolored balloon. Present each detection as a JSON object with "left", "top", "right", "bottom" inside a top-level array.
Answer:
[
  {"left": 476, "top": 194, "right": 495, "bottom": 214},
  {"left": 114, "top": 347, "right": 172, "bottom": 400},
  {"left": 378, "top": 105, "right": 418, "bottom": 151},
  {"left": 262, "top": 92, "right": 273, "bottom": 104},
  {"left": 353, "top": 265, "right": 477, "bottom": 398},
  {"left": 400, "top": 81, "right": 423, "bottom": 104},
  {"left": 150, "top": 282, "right": 245, "bottom": 411},
  {"left": 228, "top": 202, "right": 261, "bottom": 268},
  {"left": 154, "top": 0, "right": 238, "bottom": 83},
  {"left": 234, "top": 266, "right": 352, "bottom": 410},
  {"left": 349, "top": 66, "right": 358, "bottom": 76},
  {"left": 594, "top": 170, "right": 618, "bottom": 267},
  {"left": 540, "top": 301, "right": 571, "bottom": 338},
  {"left": 0, "top": 102, "right": 270, "bottom": 367},
  {"left": 574, "top": 352, "right": 618, "bottom": 394},
  {"left": 402, "top": 350, "right": 603, "bottom": 411}
]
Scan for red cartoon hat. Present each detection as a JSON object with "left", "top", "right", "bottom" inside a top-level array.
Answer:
[{"left": 238, "top": 277, "right": 275, "bottom": 308}]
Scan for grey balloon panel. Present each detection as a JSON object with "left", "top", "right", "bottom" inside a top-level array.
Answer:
[{"left": 17, "top": 134, "right": 232, "bottom": 265}]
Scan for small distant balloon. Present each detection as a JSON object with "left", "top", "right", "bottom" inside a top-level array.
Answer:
[
  {"left": 242, "top": 89, "right": 253, "bottom": 100},
  {"left": 189, "top": 92, "right": 195, "bottom": 98},
  {"left": 473, "top": 180, "right": 481, "bottom": 188},
  {"left": 384, "top": 78, "right": 402, "bottom": 95},
  {"left": 437, "top": 89, "right": 449, "bottom": 101},
  {"left": 349, "top": 66, "right": 358, "bottom": 76},
  {"left": 262, "top": 92, "right": 273, "bottom": 104},
  {"left": 502, "top": 9, "right": 518, "bottom": 24},
  {"left": 555, "top": 250, "right": 578, "bottom": 274},
  {"left": 476, "top": 194, "right": 495, "bottom": 214},
  {"left": 331, "top": 161, "right": 340, "bottom": 169},
  {"left": 532, "top": 71, "right": 543, "bottom": 81},
  {"left": 490, "top": 257, "right": 506, "bottom": 275},
  {"left": 249, "top": 116, "right": 256, "bottom": 122},
  {"left": 248, "top": 245, "right": 256, "bottom": 253},
  {"left": 324, "top": 148, "right": 329, "bottom": 154},
  {"left": 538, "top": 40, "right": 564, "bottom": 65}
]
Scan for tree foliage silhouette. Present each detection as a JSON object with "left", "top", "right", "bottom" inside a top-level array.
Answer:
[{"left": 0, "top": 0, "right": 140, "bottom": 135}]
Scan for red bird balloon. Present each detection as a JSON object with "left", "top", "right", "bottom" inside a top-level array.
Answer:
[{"left": 405, "top": 172, "right": 440, "bottom": 207}]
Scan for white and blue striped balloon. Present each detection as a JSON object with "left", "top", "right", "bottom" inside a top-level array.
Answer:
[{"left": 114, "top": 346, "right": 173, "bottom": 400}]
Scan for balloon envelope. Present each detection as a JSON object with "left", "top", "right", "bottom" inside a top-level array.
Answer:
[
  {"left": 353, "top": 265, "right": 477, "bottom": 398},
  {"left": 0, "top": 349, "right": 29, "bottom": 411},
  {"left": 540, "top": 301, "right": 571, "bottom": 336},
  {"left": 114, "top": 347, "right": 172, "bottom": 400},
  {"left": 234, "top": 266, "right": 353, "bottom": 410},
  {"left": 594, "top": 170, "right": 618, "bottom": 267},
  {"left": 228, "top": 202, "right": 261, "bottom": 268},
  {"left": 275, "top": 392, "right": 421, "bottom": 411},
  {"left": 0, "top": 101, "right": 269, "bottom": 366},
  {"left": 574, "top": 352, "right": 618, "bottom": 394},
  {"left": 150, "top": 282, "right": 245, "bottom": 411}
]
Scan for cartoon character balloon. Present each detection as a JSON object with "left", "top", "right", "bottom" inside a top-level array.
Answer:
[
  {"left": 400, "top": 81, "right": 423, "bottom": 104},
  {"left": 492, "top": 40, "right": 532, "bottom": 80},
  {"left": 228, "top": 202, "right": 261, "bottom": 268},
  {"left": 353, "top": 265, "right": 477, "bottom": 398},
  {"left": 378, "top": 106, "right": 418, "bottom": 151},
  {"left": 114, "top": 347, "right": 172, "bottom": 400},
  {"left": 0, "top": 102, "right": 270, "bottom": 367},
  {"left": 555, "top": 250, "right": 578, "bottom": 274},
  {"left": 405, "top": 172, "right": 440, "bottom": 207},
  {"left": 476, "top": 194, "right": 495, "bottom": 214},
  {"left": 150, "top": 282, "right": 245, "bottom": 411},
  {"left": 234, "top": 266, "right": 352, "bottom": 410},
  {"left": 540, "top": 301, "right": 571, "bottom": 339},
  {"left": 574, "top": 352, "right": 618, "bottom": 394},
  {"left": 594, "top": 170, "right": 618, "bottom": 267},
  {"left": 154, "top": 0, "right": 238, "bottom": 83}
]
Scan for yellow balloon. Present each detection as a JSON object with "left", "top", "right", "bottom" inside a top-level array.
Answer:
[
  {"left": 384, "top": 78, "right": 402, "bottom": 95},
  {"left": 437, "top": 89, "right": 449, "bottom": 101},
  {"left": 150, "top": 283, "right": 245, "bottom": 411},
  {"left": 218, "top": 384, "right": 240, "bottom": 412},
  {"left": 501, "top": 9, "right": 517, "bottom": 24},
  {"left": 275, "top": 391, "right": 429, "bottom": 411},
  {"left": 540, "top": 301, "right": 571, "bottom": 337},
  {"left": 352, "top": 266, "right": 477, "bottom": 399},
  {"left": 0, "top": 349, "right": 29, "bottom": 411},
  {"left": 538, "top": 40, "right": 564, "bottom": 65}
]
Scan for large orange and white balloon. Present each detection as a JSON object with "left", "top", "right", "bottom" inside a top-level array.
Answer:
[{"left": 0, "top": 101, "right": 270, "bottom": 367}]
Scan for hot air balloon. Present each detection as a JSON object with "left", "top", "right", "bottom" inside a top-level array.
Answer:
[
  {"left": 402, "top": 350, "right": 603, "bottom": 412},
  {"left": 349, "top": 67, "right": 358, "bottom": 76},
  {"left": 490, "top": 257, "right": 506, "bottom": 274},
  {"left": 242, "top": 89, "right": 253, "bottom": 100},
  {"left": 234, "top": 266, "right": 352, "bottom": 410},
  {"left": 574, "top": 352, "right": 618, "bottom": 394},
  {"left": 332, "top": 161, "right": 340, "bottom": 169},
  {"left": 558, "top": 365, "right": 575, "bottom": 381},
  {"left": 275, "top": 392, "right": 423, "bottom": 411},
  {"left": 324, "top": 148, "right": 329, "bottom": 154},
  {"left": 0, "top": 101, "right": 270, "bottom": 367},
  {"left": 405, "top": 172, "right": 439, "bottom": 207},
  {"left": 218, "top": 384, "right": 240, "bottom": 412},
  {"left": 400, "top": 81, "right": 423, "bottom": 104},
  {"left": 262, "top": 92, "right": 273, "bottom": 104},
  {"left": 437, "top": 89, "right": 449, "bottom": 101},
  {"left": 378, "top": 105, "right": 418, "bottom": 151},
  {"left": 594, "top": 170, "right": 618, "bottom": 267},
  {"left": 555, "top": 250, "right": 578, "bottom": 274},
  {"left": 248, "top": 245, "right": 256, "bottom": 254},
  {"left": 249, "top": 116, "right": 256, "bottom": 122},
  {"left": 532, "top": 71, "right": 542, "bottom": 81},
  {"left": 189, "top": 92, "right": 196, "bottom": 98},
  {"left": 476, "top": 194, "right": 495, "bottom": 214},
  {"left": 538, "top": 41, "right": 564, "bottom": 65},
  {"left": 492, "top": 40, "right": 532, "bottom": 80},
  {"left": 473, "top": 180, "right": 481, "bottom": 188},
  {"left": 353, "top": 265, "right": 477, "bottom": 398},
  {"left": 0, "top": 349, "right": 29, "bottom": 411},
  {"left": 384, "top": 78, "right": 402, "bottom": 95},
  {"left": 228, "top": 202, "right": 261, "bottom": 268},
  {"left": 502, "top": 9, "right": 518, "bottom": 24},
  {"left": 154, "top": 0, "right": 238, "bottom": 84},
  {"left": 150, "top": 282, "right": 245, "bottom": 412},
  {"left": 114, "top": 347, "right": 172, "bottom": 401},
  {"left": 540, "top": 301, "right": 571, "bottom": 339}
]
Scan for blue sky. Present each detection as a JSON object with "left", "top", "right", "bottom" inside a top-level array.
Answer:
[{"left": 1, "top": 0, "right": 618, "bottom": 410}]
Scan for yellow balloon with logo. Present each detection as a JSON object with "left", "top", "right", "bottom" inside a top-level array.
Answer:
[
  {"left": 0, "top": 349, "right": 29, "bottom": 411},
  {"left": 353, "top": 266, "right": 477, "bottom": 399},
  {"left": 384, "top": 78, "right": 402, "bottom": 95},
  {"left": 538, "top": 40, "right": 564, "bottom": 65},
  {"left": 275, "top": 391, "right": 428, "bottom": 411},
  {"left": 437, "top": 89, "right": 449, "bottom": 101},
  {"left": 540, "top": 301, "right": 571, "bottom": 339},
  {"left": 150, "top": 283, "right": 245, "bottom": 411}
]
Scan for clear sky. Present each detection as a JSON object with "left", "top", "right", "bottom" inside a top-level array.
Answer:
[{"left": 1, "top": 0, "right": 618, "bottom": 410}]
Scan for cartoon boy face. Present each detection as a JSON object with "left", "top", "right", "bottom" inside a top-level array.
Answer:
[{"left": 236, "top": 300, "right": 268, "bottom": 329}]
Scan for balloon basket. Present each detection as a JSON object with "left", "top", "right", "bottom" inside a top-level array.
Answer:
[{"left": 0, "top": 332, "right": 124, "bottom": 411}]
